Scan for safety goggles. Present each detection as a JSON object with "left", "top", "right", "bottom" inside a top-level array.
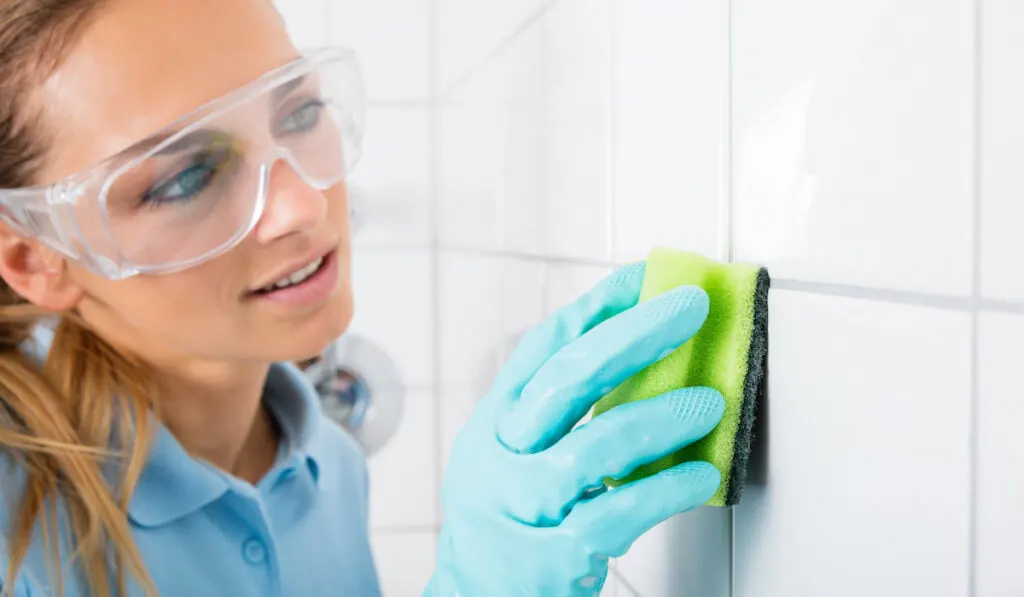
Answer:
[{"left": 0, "top": 46, "right": 366, "bottom": 280}]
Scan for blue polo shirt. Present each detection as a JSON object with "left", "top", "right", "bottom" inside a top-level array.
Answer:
[{"left": 0, "top": 334, "right": 383, "bottom": 596}]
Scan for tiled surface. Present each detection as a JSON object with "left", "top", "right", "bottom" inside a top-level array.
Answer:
[
  {"left": 439, "top": 0, "right": 611, "bottom": 261},
  {"left": 274, "top": 0, "right": 330, "bottom": 47},
  {"left": 980, "top": 0, "right": 1024, "bottom": 302},
  {"left": 349, "top": 107, "right": 432, "bottom": 249},
  {"left": 367, "top": 391, "right": 436, "bottom": 529},
  {"left": 610, "top": 0, "right": 727, "bottom": 263},
  {"left": 731, "top": 0, "right": 973, "bottom": 295},
  {"left": 733, "top": 290, "right": 972, "bottom": 596},
  {"left": 438, "top": 24, "right": 543, "bottom": 253},
  {"left": 614, "top": 507, "right": 731, "bottom": 597},
  {"left": 348, "top": 250, "right": 434, "bottom": 388},
  {"left": 438, "top": 389, "right": 473, "bottom": 479},
  {"left": 438, "top": 0, "right": 549, "bottom": 93},
  {"left": 539, "top": 0, "right": 612, "bottom": 261},
  {"left": 437, "top": 252, "right": 545, "bottom": 401},
  {"left": 371, "top": 531, "right": 438, "bottom": 597},
  {"left": 327, "top": 0, "right": 430, "bottom": 101},
  {"left": 977, "top": 312, "right": 1024, "bottom": 596}
]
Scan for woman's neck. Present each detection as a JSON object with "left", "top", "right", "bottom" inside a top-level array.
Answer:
[{"left": 153, "top": 360, "right": 281, "bottom": 484}]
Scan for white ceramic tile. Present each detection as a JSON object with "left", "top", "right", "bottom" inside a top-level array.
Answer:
[
  {"left": 349, "top": 107, "right": 431, "bottom": 249},
  {"left": 438, "top": 389, "right": 472, "bottom": 480},
  {"left": 274, "top": 0, "right": 330, "bottom": 47},
  {"left": 439, "top": 1, "right": 611, "bottom": 261},
  {"left": 327, "top": 0, "right": 430, "bottom": 101},
  {"left": 438, "top": 0, "right": 549, "bottom": 93},
  {"left": 614, "top": 508, "right": 731, "bottom": 597},
  {"left": 437, "top": 252, "right": 546, "bottom": 401},
  {"left": 733, "top": 290, "right": 971, "bottom": 597},
  {"left": 368, "top": 391, "right": 436, "bottom": 529},
  {"left": 610, "top": 0, "right": 727, "bottom": 263},
  {"left": 977, "top": 312, "right": 1024, "bottom": 596},
  {"left": 543, "top": 264, "right": 614, "bottom": 315},
  {"left": 538, "top": 0, "right": 612, "bottom": 261},
  {"left": 438, "top": 26, "right": 543, "bottom": 252},
  {"left": 371, "top": 531, "right": 438, "bottom": 597},
  {"left": 731, "top": 0, "right": 973, "bottom": 295},
  {"left": 348, "top": 250, "right": 433, "bottom": 388},
  {"left": 980, "top": 0, "right": 1024, "bottom": 302}
]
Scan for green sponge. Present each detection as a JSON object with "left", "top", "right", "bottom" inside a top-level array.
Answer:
[{"left": 592, "top": 247, "right": 769, "bottom": 507}]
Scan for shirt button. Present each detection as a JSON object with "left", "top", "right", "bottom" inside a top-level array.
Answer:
[{"left": 242, "top": 538, "right": 267, "bottom": 565}]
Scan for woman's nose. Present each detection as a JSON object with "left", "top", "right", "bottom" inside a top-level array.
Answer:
[{"left": 253, "top": 160, "right": 327, "bottom": 243}]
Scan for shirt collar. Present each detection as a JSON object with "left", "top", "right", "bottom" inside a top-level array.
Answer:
[
  {"left": 129, "top": 361, "right": 326, "bottom": 528},
  {"left": 20, "top": 326, "right": 330, "bottom": 528}
]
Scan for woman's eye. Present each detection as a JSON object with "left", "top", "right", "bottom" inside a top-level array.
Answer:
[
  {"left": 141, "top": 148, "right": 233, "bottom": 207},
  {"left": 279, "top": 99, "right": 326, "bottom": 135}
]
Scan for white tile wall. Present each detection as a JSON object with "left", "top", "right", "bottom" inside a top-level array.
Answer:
[
  {"left": 327, "top": 0, "right": 431, "bottom": 101},
  {"left": 438, "top": 25, "right": 544, "bottom": 253},
  {"left": 614, "top": 508, "right": 731, "bottom": 597},
  {"left": 610, "top": 0, "right": 728, "bottom": 263},
  {"left": 734, "top": 290, "right": 972, "bottom": 597},
  {"left": 980, "top": 0, "right": 1024, "bottom": 302},
  {"left": 298, "top": 0, "right": 1015, "bottom": 595},
  {"left": 275, "top": 0, "right": 330, "bottom": 47},
  {"left": 350, "top": 107, "right": 432, "bottom": 249},
  {"left": 371, "top": 531, "right": 438, "bottom": 597},
  {"left": 977, "top": 312, "right": 1024, "bottom": 596},
  {"left": 437, "top": 252, "right": 546, "bottom": 401},
  {"left": 731, "top": 0, "right": 974, "bottom": 296},
  {"left": 438, "top": 0, "right": 550, "bottom": 93},
  {"left": 367, "top": 391, "right": 437, "bottom": 529}
]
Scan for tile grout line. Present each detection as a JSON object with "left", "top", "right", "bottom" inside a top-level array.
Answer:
[
  {"left": 606, "top": 0, "right": 618, "bottom": 266},
  {"left": 722, "top": 0, "right": 736, "bottom": 594},
  {"left": 968, "top": 0, "right": 982, "bottom": 594},
  {"left": 427, "top": 0, "right": 445, "bottom": 536},
  {"left": 439, "top": 0, "right": 559, "bottom": 100}
]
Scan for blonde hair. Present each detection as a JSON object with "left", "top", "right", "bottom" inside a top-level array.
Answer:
[{"left": 0, "top": 1, "right": 160, "bottom": 595}]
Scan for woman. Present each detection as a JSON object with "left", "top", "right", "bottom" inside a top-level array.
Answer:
[{"left": 0, "top": 0, "right": 726, "bottom": 595}]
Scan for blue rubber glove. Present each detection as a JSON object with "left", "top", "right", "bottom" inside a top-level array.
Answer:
[{"left": 424, "top": 262, "right": 726, "bottom": 597}]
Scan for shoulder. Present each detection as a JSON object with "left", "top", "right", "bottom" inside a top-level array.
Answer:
[
  {"left": 0, "top": 456, "right": 46, "bottom": 596},
  {"left": 309, "top": 414, "right": 370, "bottom": 492}
]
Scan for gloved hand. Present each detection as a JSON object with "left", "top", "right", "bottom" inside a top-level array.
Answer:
[{"left": 424, "top": 262, "right": 726, "bottom": 597}]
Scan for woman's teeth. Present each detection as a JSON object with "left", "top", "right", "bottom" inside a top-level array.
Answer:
[{"left": 262, "top": 257, "right": 324, "bottom": 292}]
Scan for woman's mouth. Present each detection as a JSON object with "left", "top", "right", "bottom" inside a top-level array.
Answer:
[{"left": 247, "top": 249, "right": 339, "bottom": 307}]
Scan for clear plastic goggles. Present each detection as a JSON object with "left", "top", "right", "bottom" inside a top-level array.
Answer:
[{"left": 0, "top": 46, "right": 366, "bottom": 280}]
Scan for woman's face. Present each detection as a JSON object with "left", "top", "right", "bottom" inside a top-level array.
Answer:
[{"left": 28, "top": 0, "right": 355, "bottom": 364}]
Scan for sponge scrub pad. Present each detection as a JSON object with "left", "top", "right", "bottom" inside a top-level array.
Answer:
[{"left": 591, "top": 248, "right": 770, "bottom": 507}]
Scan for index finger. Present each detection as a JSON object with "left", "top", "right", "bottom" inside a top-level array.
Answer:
[{"left": 487, "top": 262, "right": 647, "bottom": 399}]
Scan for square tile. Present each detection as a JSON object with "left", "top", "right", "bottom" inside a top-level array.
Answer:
[
  {"left": 731, "top": 0, "right": 973, "bottom": 295},
  {"left": 437, "top": 252, "right": 546, "bottom": 396},
  {"left": 371, "top": 531, "right": 438, "bottom": 597},
  {"left": 977, "top": 311, "right": 1024, "bottom": 595},
  {"left": 438, "top": 0, "right": 549, "bottom": 93},
  {"left": 438, "top": 25, "right": 544, "bottom": 252},
  {"left": 350, "top": 107, "right": 432, "bottom": 249},
  {"left": 980, "top": 0, "right": 1024, "bottom": 301},
  {"left": 539, "top": 0, "right": 612, "bottom": 261},
  {"left": 327, "top": 0, "right": 430, "bottom": 101},
  {"left": 274, "top": 0, "right": 329, "bottom": 47},
  {"left": 438, "top": 389, "right": 473, "bottom": 480},
  {"left": 367, "top": 391, "right": 436, "bottom": 528},
  {"left": 614, "top": 507, "right": 731, "bottom": 597},
  {"left": 348, "top": 250, "right": 433, "bottom": 388},
  {"left": 610, "top": 0, "right": 728, "bottom": 263},
  {"left": 733, "top": 290, "right": 971, "bottom": 596}
]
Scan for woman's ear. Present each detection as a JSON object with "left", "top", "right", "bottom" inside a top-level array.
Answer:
[{"left": 0, "top": 222, "right": 83, "bottom": 311}]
